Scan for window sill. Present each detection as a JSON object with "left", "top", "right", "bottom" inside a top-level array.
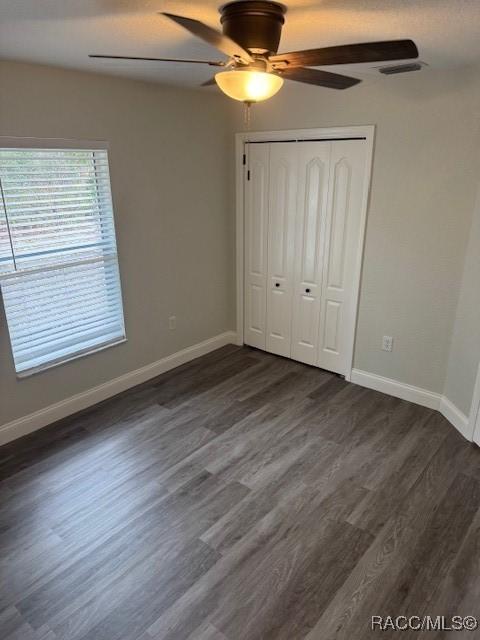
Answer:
[{"left": 16, "top": 336, "right": 127, "bottom": 379}]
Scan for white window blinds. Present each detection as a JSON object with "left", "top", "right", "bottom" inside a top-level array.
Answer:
[{"left": 0, "top": 145, "right": 125, "bottom": 375}]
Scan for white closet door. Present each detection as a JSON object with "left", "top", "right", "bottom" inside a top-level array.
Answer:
[
  {"left": 317, "top": 140, "right": 367, "bottom": 374},
  {"left": 291, "top": 142, "right": 331, "bottom": 365},
  {"left": 244, "top": 143, "right": 270, "bottom": 350},
  {"left": 265, "top": 143, "right": 298, "bottom": 357}
]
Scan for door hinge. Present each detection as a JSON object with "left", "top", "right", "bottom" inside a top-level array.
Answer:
[
  {"left": 242, "top": 153, "right": 246, "bottom": 165},
  {"left": 247, "top": 169, "right": 250, "bottom": 181}
]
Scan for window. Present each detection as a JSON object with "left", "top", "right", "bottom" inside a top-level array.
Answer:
[{"left": 0, "top": 141, "right": 125, "bottom": 376}]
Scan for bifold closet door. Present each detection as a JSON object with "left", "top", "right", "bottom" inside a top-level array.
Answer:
[
  {"left": 243, "top": 137, "right": 368, "bottom": 377},
  {"left": 244, "top": 143, "right": 269, "bottom": 350},
  {"left": 317, "top": 140, "right": 367, "bottom": 374},
  {"left": 290, "top": 142, "right": 331, "bottom": 366},
  {"left": 265, "top": 143, "right": 298, "bottom": 357}
]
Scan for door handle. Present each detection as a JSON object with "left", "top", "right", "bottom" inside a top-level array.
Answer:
[
  {"left": 305, "top": 288, "right": 311, "bottom": 293},
  {"left": 275, "top": 283, "right": 280, "bottom": 287}
]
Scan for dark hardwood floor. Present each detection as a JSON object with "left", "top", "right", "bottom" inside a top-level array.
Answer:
[{"left": 1, "top": 345, "right": 479, "bottom": 640}]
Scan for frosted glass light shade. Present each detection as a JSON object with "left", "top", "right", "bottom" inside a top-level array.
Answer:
[{"left": 215, "top": 70, "right": 283, "bottom": 102}]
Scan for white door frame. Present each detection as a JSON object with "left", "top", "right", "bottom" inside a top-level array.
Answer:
[
  {"left": 469, "top": 362, "right": 480, "bottom": 444},
  {"left": 235, "top": 125, "right": 375, "bottom": 381}
]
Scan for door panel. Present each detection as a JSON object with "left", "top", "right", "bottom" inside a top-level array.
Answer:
[
  {"left": 291, "top": 142, "right": 331, "bottom": 365},
  {"left": 327, "top": 158, "right": 350, "bottom": 288},
  {"left": 317, "top": 140, "right": 367, "bottom": 374},
  {"left": 296, "top": 293, "right": 317, "bottom": 348},
  {"left": 323, "top": 300, "right": 341, "bottom": 352},
  {"left": 300, "top": 159, "right": 324, "bottom": 284},
  {"left": 265, "top": 143, "right": 298, "bottom": 357},
  {"left": 244, "top": 144, "right": 269, "bottom": 349},
  {"left": 249, "top": 284, "right": 265, "bottom": 333}
]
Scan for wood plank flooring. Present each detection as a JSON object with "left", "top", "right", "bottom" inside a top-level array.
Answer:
[{"left": 1, "top": 345, "right": 479, "bottom": 640}]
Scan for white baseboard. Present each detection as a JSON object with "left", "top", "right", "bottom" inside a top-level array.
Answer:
[
  {"left": 2, "top": 345, "right": 472, "bottom": 448},
  {"left": 0, "top": 331, "right": 237, "bottom": 447},
  {"left": 350, "top": 369, "right": 441, "bottom": 410},
  {"left": 439, "top": 396, "right": 471, "bottom": 441},
  {"left": 351, "top": 368, "right": 472, "bottom": 441}
]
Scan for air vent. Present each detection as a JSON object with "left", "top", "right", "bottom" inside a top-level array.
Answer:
[{"left": 378, "top": 62, "right": 423, "bottom": 75}]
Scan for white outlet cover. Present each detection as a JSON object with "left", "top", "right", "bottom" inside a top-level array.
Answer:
[{"left": 382, "top": 336, "right": 393, "bottom": 352}]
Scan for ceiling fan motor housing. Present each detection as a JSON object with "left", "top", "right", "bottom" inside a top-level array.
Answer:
[{"left": 219, "top": 1, "right": 286, "bottom": 55}]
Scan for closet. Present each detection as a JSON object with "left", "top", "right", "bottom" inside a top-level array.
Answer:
[{"left": 243, "top": 137, "right": 368, "bottom": 376}]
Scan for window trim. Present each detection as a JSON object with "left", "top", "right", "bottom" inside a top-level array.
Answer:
[
  {"left": 0, "top": 137, "right": 127, "bottom": 378},
  {"left": 15, "top": 336, "right": 127, "bottom": 379},
  {"left": 0, "top": 136, "right": 109, "bottom": 151}
]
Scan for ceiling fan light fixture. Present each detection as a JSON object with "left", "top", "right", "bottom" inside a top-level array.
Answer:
[
  {"left": 93, "top": 4, "right": 419, "bottom": 96},
  {"left": 214, "top": 69, "right": 283, "bottom": 102}
]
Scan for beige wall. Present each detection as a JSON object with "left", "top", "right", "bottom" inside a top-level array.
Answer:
[
  {"left": 0, "top": 61, "right": 234, "bottom": 425},
  {"left": 233, "top": 67, "right": 480, "bottom": 395}
]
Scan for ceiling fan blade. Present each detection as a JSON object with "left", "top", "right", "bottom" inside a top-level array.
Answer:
[
  {"left": 89, "top": 54, "right": 224, "bottom": 66},
  {"left": 201, "top": 77, "right": 217, "bottom": 87},
  {"left": 281, "top": 67, "right": 361, "bottom": 90},
  {"left": 160, "top": 12, "right": 253, "bottom": 65},
  {"left": 270, "top": 39, "right": 418, "bottom": 67}
]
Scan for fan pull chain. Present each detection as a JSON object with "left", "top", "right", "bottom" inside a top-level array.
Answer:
[{"left": 244, "top": 101, "right": 252, "bottom": 131}]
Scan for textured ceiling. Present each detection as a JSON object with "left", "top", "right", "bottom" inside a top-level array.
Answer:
[{"left": 1, "top": 0, "right": 479, "bottom": 88}]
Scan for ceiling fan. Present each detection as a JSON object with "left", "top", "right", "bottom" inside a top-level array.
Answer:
[{"left": 90, "top": 0, "right": 419, "bottom": 103}]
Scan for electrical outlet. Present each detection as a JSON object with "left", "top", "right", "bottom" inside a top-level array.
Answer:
[
  {"left": 169, "top": 315, "right": 176, "bottom": 330},
  {"left": 382, "top": 335, "right": 393, "bottom": 352}
]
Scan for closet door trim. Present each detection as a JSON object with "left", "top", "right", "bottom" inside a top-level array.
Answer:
[{"left": 235, "top": 125, "right": 375, "bottom": 380}]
